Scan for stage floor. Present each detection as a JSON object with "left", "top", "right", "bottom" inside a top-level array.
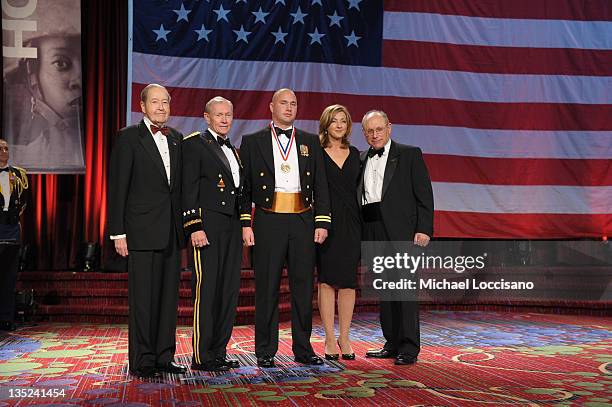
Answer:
[{"left": 0, "top": 311, "right": 611, "bottom": 406}]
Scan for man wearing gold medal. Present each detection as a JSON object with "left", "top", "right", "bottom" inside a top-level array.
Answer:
[{"left": 239, "top": 88, "right": 331, "bottom": 367}]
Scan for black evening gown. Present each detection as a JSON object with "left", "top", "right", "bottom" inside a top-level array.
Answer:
[{"left": 317, "top": 146, "right": 361, "bottom": 289}]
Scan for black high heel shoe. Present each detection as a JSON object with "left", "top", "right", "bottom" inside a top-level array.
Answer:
[
  {"left": 338, "top": 340, "right": 355, "bottom": 360},
  {"left": 324, "top": 341, "right": 339, "bottom": 360}
]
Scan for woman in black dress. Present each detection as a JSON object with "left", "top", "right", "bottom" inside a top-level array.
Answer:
[{"left": 316, "top": 104, "right": 361, "bottom": 360}]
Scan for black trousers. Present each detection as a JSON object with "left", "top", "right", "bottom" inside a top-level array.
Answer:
[
  {"left": 363, "top": 218, "right": 420, "bottom": 358},
  {"left": 252, "top": 208, "right": 315, "bottom": 359},
  {"left": 128, "top": 230, "right": 180, "bottom": 371},
  {"left": 0, "top": 243, "right": 19, "bottom": 322},
  {"left": 190, "top": 209, "right": 241, "bottom": 365}
]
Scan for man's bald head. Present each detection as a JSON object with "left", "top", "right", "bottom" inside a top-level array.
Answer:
[{"left": 270, "top": 88, "right": 298, "bottom": 127}]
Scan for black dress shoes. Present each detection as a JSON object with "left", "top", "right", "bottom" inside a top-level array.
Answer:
[
  {"left": 294, "top": 355, "right": 324, "bottom": 365},
  {"left": 157, "top": 361, "right": 187, "bottom": 374},
  {"left": 257, "top": 356, "right": 275, "bottom": 368},
  {"left": 217, "top": 357, "right": 239, "bottom": 368},
  {"left": 365, "top": 348, "right": 397, "bottom": 359},
  {"left": 191, "top": 360, "right": 230, "bottom": 372},
  {"left": 130, "top": 367, "right": 160, "bottom": 378},
  {"left": 394, "top": 354, "right": 417, "bottom": 365}
]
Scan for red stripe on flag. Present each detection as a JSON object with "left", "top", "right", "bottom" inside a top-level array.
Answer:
[
  {"left": 424, "top": 155, "right": 612, "bottom": 186},
  {"left": 435, "top": 211, "right": 612, "bottom": 238},
  {"left": 382, "top": 40, "right": 612, "bottom": 76},
  {"left": 384, "top": 0, "right": 612, "bottom": 22},
  {"left": 132, "top": 84, "right": 612, "bottom": 131}
]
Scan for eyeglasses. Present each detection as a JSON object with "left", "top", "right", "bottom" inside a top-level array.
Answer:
[{"left": 365, "top": 126, "right": 388, "bottom": 136}]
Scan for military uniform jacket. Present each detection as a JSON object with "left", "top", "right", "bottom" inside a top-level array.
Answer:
[
  {"left": 238, "top": 127, "right": 331, "bottom": 229},
  {"left": 182, "top": 130, "right": 245, "bottom": 236},
  {"left": 0, "top": 166, "right": 28, "bottom": 242}
]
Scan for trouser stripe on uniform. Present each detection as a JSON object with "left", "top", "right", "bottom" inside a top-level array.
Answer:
[{"left": 192, "top": 247, "right": 203, "bottom": 364}]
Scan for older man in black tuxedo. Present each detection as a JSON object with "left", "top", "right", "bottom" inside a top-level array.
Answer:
[
  {"left": 108, "top": 84, "right": 186, "bottom": 378},
  {"left": 358, "top": 110, "right": 434, "bottom": 365}
]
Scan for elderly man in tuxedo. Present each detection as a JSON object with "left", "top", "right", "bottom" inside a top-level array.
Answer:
[
  {"left": 108, "top": 84, "right": 186, "bottom": 378},
  {"left": 358, "top": 110, "right": 434, "bottom": 365}
]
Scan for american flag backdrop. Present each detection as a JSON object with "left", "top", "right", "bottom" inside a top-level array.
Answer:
[{"left": 127, "top": 0, "right": 612, "bottom": 239}]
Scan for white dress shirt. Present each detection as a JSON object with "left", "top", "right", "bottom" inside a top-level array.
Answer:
[
  {"left": 144, "top": 116, "right": 171, "bottom": 185},
  {"left": 363, "top": 138, "right": 392, "bottom": 204},
  {"left": 272, "top": 126, "right": 301, "bottom": 193},
  {"left": 209, "top": 129, "right": 240, "bottom": 187}
]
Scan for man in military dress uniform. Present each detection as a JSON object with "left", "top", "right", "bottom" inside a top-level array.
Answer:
[
  {"left": 182, "top": 97, "right": 243, "bottom": 372},
  {"left": 240, "top": 88, "right": 331, "bottom": 367},
  {"left": 0, "top": 139, "right": 29, "bottom": 331}
]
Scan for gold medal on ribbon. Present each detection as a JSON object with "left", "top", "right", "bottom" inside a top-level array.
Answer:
[{"left": 280, "top": 163, "right": 291, "bottom": 173}]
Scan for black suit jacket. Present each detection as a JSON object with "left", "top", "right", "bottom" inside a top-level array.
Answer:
[
  {"left": 181, "top": 130, "right": 244, "bottom": 236},
  {"left": 238, "top": 127, "right": 331, "bottom": 229},
  {"left": 358, "top": 140, "right": 434, "bottom": 240},
  {"left": 107, "top": 120, "right": 185, "bottom": 250}
]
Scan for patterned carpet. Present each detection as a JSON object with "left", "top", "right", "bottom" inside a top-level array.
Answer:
[{"left": 0, "top": 311, "right": 611, "bottom": 406}]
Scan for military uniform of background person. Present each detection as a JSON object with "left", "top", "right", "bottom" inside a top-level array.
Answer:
[
  {"left": 182, "top": 97, "right": 244, "bottom": 372},
  {"left": 0, "top": 139, "right": 29, "bottom": 331},
  {"left": 2, "top": 0, "right": 84, "bottom": 173}
]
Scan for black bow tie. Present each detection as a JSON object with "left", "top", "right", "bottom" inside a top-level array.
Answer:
[
  {"left": 0, "top": 167, "right": 9, "bottom": 173},
  {"left": 217, "top": 136, "right": 232, "bottom": 148},
  {"left": 367, "top": 147, "right": 384, "bottom": 158},
  {"left": 274, "top": 127, "right": 292, "bottom": 138}
]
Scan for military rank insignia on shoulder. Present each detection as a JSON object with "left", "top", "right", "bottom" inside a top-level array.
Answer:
[{"left": 184, "top": 131, "right": 200, "bottom": 141}]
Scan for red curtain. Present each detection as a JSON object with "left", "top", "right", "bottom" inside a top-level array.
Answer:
[{"left": 19, "top": 1, "right": 127, "bottom": 270}]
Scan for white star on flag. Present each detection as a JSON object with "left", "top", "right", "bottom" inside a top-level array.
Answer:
[
  {"left": 233, "top": 25, "right": 251, "bottom": 43},
  {"left": 153, "top": 24, "right": 170, "bottom": 41},
  {"left": 251, "top": 7, "right": 269, "bottom": 24},
  {"left": 290, "top": 6, "right": 307, "bottom": 25},
  {"left": 328, "top": 11, "right": 344, "bottom": 27},
  {"left": 271, "top": 27, "right": 288, "bottom": 44},
  {"left": 347, "top": 0, "right": 362, "bottom": 11},
  {"left": 213, "top": 5, "right": 231, "bottom": 22},
  {"left": 344, "top": 30, "right": 361, "bottom": 47},
  {"left": 194, "top": 24, "right": 212, "bottom": 41},
  {"left": 173, "top": 3, "right": 191, "bottom": 22},
  {"left": 308, "top": 27, "right": 325, "bottom": 45}
]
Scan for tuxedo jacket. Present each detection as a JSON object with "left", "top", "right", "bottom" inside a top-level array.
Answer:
[
  {"left": 181, "top": 130, "right": 245, "bottom": 236},
  {"left": 238, "top": 127, "right": 331, "bottom": 229},
  {"left": 358, "top": 140, "right": 434, "bottom": 240},
  {"left": 107, "top": 120, "right": 185, "bottom": 250},
  {"left": 0, "top": 165, "right": 28, "bottom": 242}
]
